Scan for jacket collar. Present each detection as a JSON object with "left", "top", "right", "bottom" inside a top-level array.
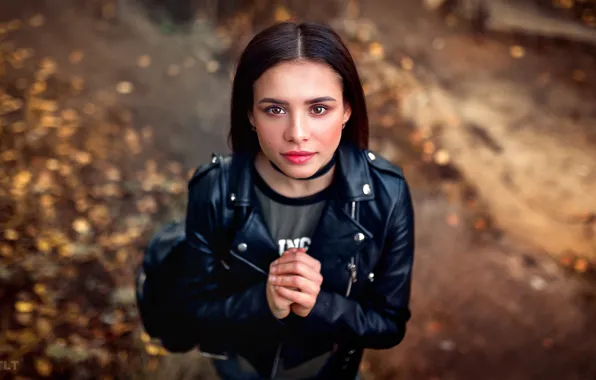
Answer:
[{"left": 227, "top": 142, "right": 374, "bottom": 208}]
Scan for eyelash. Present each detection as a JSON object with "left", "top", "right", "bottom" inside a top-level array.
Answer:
[{"left": 264, "top": 105, "right": 329, "bottom": 116}]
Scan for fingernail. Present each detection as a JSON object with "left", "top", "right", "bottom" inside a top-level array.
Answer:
[
  {"left": 269, "top": 275, "right": 276, "bottom": 282},
  {"left": 270, "top": 266, "right": 277, "bottom": 274}
]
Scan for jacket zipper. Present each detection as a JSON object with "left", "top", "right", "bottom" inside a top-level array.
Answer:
[
  {"left": 271, "top": 341, "right": 283, "bottom": 378},
  {"left": 346, "top": 201, "right": 358, "bottom": 297},
  {"left": 346, "top": 257, "right": 357, "bottom": 297}
]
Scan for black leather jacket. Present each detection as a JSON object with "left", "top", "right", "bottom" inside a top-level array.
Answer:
[{"left": 166, "top": 143, "right": 415, "bottom": 379}]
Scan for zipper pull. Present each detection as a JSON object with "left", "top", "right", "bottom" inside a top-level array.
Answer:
[{"left": 346, "top": 257, "right": 357, "bottom": 297}]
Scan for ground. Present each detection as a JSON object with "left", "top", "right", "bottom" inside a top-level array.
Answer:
[{"left": 0, "top": 0, "right": 595, "bottom": 379}]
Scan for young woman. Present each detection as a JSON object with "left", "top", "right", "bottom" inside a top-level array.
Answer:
[{"left": 164, "top": 21, "right": 415, "bottom": 380}]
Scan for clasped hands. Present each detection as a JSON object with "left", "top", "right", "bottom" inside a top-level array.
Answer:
[{"left": 266, "top": 247, "right": 323, "bottom": 319}]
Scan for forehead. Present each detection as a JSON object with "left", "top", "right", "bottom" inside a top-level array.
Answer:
[{"left": 253, "top": 60, "right": 343, "bottom": 99}]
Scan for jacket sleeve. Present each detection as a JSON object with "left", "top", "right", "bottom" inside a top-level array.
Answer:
[
  {"left": 299, "top": 179, "right": 414, "bottom": 349},
  {"left": 165, "top": 168, "right": 283, "bottom": 347}
]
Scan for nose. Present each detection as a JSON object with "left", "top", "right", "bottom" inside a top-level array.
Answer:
[{"left": 284, "top": 112, "right": 310, "bottom": 143}]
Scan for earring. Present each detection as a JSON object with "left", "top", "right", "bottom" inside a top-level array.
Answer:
[{"left": 251, "top": 126, "right": 256, "bottom": 131}]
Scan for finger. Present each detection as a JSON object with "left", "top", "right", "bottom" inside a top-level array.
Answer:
[
  {"left": 278, "top": 250, "right": 321, "bottom": 272},
  {"left": 268, "top": 283, "right": 293, "bottom": 306},
  {"left": 275, "top": 285, "right": 315, "bottom": 307},
  {"left": 271, "top": 261, "right": 323, "bottom": 285},
  {"left": 270, "top": 274, "right": 319, "bottom": 295}
]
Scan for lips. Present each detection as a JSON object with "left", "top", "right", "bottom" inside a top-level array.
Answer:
[{"left": 281, "top": 151, "right": 315, "bottom": 164}]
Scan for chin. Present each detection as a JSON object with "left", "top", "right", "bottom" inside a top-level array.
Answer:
[{"left": 284, "top": 167, "right": 317, "bottom": 179}]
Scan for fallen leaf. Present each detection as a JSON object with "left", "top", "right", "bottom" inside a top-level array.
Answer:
[
  {"left": 36, "top": 317, "right": 52, "bottom": 336},
  {"left": 434, "top": 149, "right": 450, "bottom": 165},
  {"left": 510, "top": 45, "right": 525, "bottom": 58},
  {"left": 574, "top": 258, "right": 588, "bottom": 273},
  {"left": 166, "top": 64, "right": 181, "bottom": 77},
  {"left": 15, "top": 301, "right": 35, "bottom": 313},
  {"left": 69, "top": 50, "right": 84, "bottom": 64},
  {"left": 29, "top": 14, "right": 45, "bottom": 27},
  {"left": 116, "top": 81, "right": 133, "bottom": 94},
  {"left": 5, "top": 228, "right": 19, "bottom": 240},
  {"left": 369, "top": 42, "right": 384, "bottom": 59},
  {"left": 35, "top": 357, "right": 53, "bottom": 377},
  {"left": 137, "top": 55, "right": 151, "bottom": 68},
  {"left": 447, "top": 213, "right": 459, "bottom": 226},
  {"left": 274, "top": 6, "right": 292, "bottom": 22},
  {"left": 206, "top": 60, "right": 220, "bottom": 73},
  {"left": 140, "top": 331, "right": 151, "bottom": 343},
  {"left": 474, "top": 218, "right": 486, "bottom": 230},
  {"left": 400, "top": 56, "right": 414, "bottom": 70},
  {"left": 72, "top": 218, "right": 91, "bottom": 235},
  {"left": 33, "top": 283, "right": 47, "bottom": 296},
  {"left": 36, "top": 238, "right": 52, "bottom": 253}
]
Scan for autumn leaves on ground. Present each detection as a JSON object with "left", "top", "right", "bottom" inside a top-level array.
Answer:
[
  {"left": 0, "top": 5, "right": 196, "bottom": 379},
  {"left": 1, "top": 0, "right": 596, "bottom": 379}
]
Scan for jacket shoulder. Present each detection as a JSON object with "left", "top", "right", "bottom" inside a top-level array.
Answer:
[
  {"left": 363, "top": 149, "right": 404, "bottom": 179},
  {"left": 188, "top": 154, "right": 232, "bottom": 190}
]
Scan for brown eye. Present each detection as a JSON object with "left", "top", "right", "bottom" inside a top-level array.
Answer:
[
  {"left": 266, "top": 106, "right": 285, "bottom": 115},
  {"left": 311, "top": 105, "right": 328, "bottom": 115}
]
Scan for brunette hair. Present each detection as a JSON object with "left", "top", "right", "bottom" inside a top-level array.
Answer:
[{"left": 228, "top": 21, "right": 369, "bottom": 154}]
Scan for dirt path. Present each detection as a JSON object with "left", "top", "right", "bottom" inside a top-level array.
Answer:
[{"left": 1, "top": 0, "right": 595, "bottom": 379}]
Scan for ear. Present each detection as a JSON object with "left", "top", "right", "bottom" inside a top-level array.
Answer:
[
  {"left": 342, "top": 102, "right": 352, "bottom": 128},
  {"left": 248, "top": 111, "right": 255, "bottom": 127}
]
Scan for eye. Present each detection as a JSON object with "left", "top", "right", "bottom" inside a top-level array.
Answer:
[
  {"left": 311, "top": 105, "right": 328, "bottom": 115},
  {"left": 265, "top": 106, "right": 286, "bottom": 115}
]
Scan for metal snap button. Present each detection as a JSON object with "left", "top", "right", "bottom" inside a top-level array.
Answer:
[
  {"left": 230, "top": 193, "right": 236, "bottom": 202},
  {"left": 237, "top": 243, "right": 247, "bottom": 252},
  {"left": 362, "top": 184, "right": 371, "bottom": 195},
  {"left": 211, "top": 156, "right": 218, "bottom": 163},
  {"left": 368, "top": 272, "right": 375, "bottom": 282},
  {"left": 354, "top": 233, "right": 365, "bottom": 242},
  {"left": 367, "top": 152, "right": 376, "bottom": 161}
]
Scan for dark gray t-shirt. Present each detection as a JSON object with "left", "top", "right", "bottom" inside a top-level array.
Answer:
[{"left": 237, "top": 169, "right": 334, "bottom": 379}]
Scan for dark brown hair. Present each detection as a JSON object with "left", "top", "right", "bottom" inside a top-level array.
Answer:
[{"left": 228, "top": 21, "right": 369, "bottom": 154}]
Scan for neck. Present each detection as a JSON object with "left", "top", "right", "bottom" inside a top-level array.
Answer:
[{"left": 254, "top": 152, "right": 335, "bottom": 198}]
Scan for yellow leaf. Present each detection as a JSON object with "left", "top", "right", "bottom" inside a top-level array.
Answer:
[
  {"left": 35, "top": 358, "right": 53, "bottom": 377},
  {"left": 5, "top": 228, "right": 19, "bottom": 240},
  {"left": 13, "top": 170, "right": 32, "bottom": 188},
  {"left": 116, "top": 81, "right": 133, "bottom": 94},
  {"left": 369, "top": 42, "right": 384, "bottom": 59},
  {"left": 510, "top": 45, "right": 525, "bottom": 58},
  {"left": 33, "top": 283, "right": 47, "bottom": 296},
  {"left": 58, "top": 244, "right": 74, "bottom": 258},
  {"left": 274, "top": 6, "right": 292, "bottom": 22},
  {"left": 15, "top": 301, "right": 35, "bottom": 313},
  {"left": 140, "top": 331, "right": 151, "bottom": 343},
  {"left": 145, "top": 343, "right": 160, "bottom": 356},
  {"left": 73, "top": 218, "right": 91, "bottom": 234},
  {"left": 36, "top": 238, "right": 51, "bottom": 253}
]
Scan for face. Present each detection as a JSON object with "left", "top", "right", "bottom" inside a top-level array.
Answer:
[{"left": 248, "top": 60, "right": 351, "bottom": 179}]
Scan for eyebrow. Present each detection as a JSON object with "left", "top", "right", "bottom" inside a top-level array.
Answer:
[{"left": 257, "top": 96, "right": 337, "bottom": 105}]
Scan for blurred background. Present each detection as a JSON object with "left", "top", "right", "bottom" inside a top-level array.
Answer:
[{"left": 1, "top": 0, "right": 595, "bottom": 379}]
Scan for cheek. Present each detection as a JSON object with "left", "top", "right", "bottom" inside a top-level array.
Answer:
[
  {"left": 316, "top": 121, "right": 343, "bottom": 146},
  {"left": 254, "top": 117, "right": 282, "bottom": 150}
]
